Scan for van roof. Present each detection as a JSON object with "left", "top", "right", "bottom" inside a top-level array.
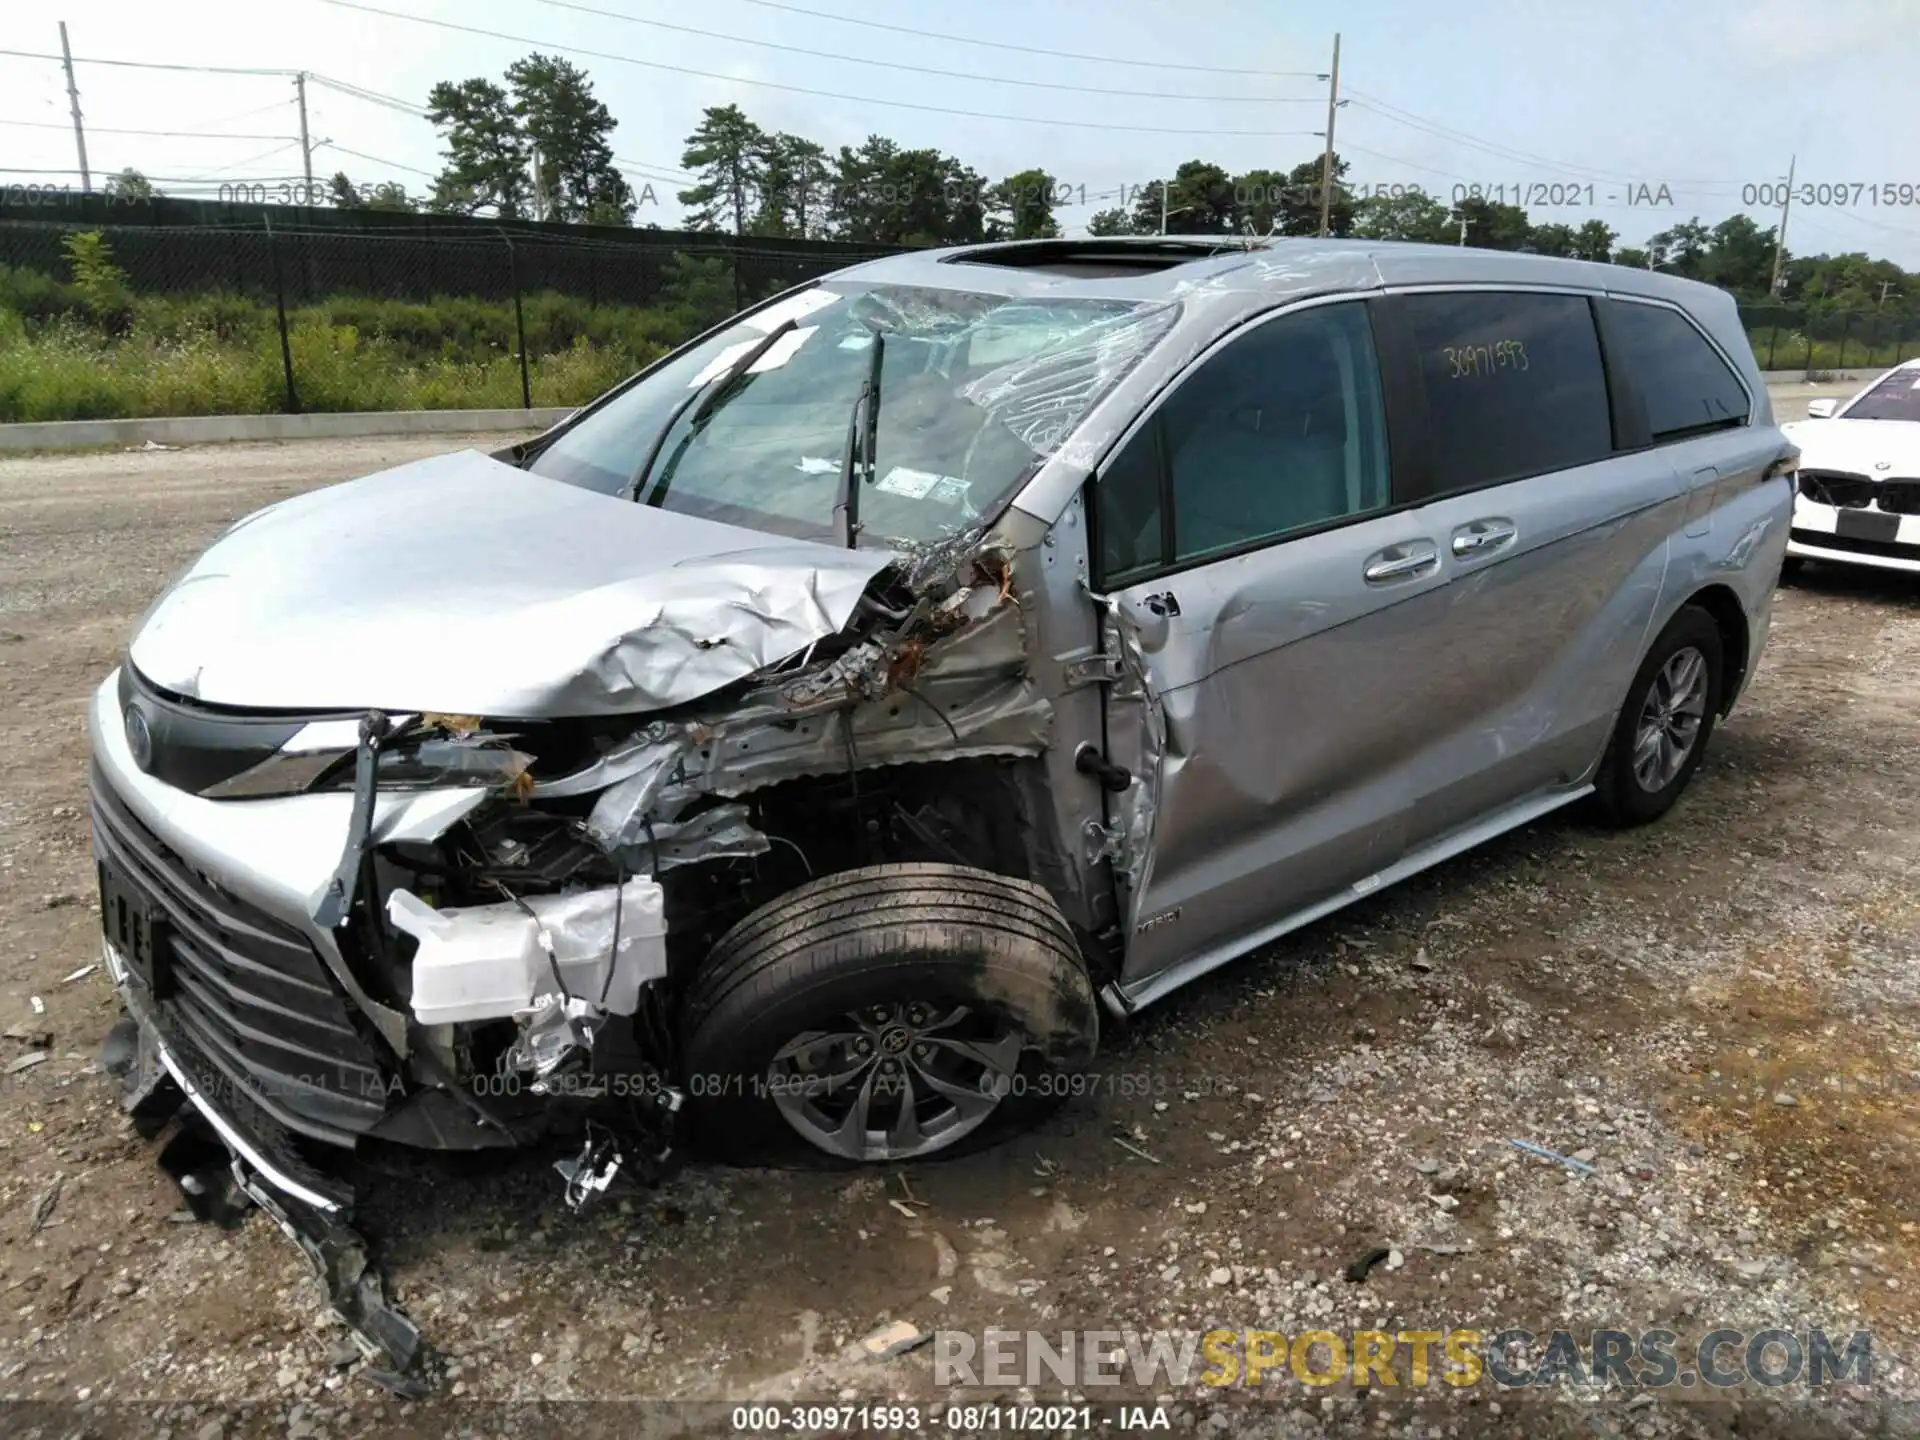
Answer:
[{"left": 831, "top": 235, "right": 1730, "bottom": 310}]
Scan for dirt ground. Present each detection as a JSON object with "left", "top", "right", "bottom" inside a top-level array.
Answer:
[{"left": 1, "top": 414, "right": 1917, "bottom": 1439}]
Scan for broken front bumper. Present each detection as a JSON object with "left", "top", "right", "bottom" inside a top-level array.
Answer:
[
  {"left": 87, "top": 671, "right": 508, "bottom": 1147},
  {"left": 99, "top": 976, "right": 427, "bottom": 1389}
]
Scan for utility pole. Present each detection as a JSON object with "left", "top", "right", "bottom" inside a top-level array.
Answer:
[
  {"left": 58, "top": 23, "right": 90, "bottom": 193},
  {"left": 1457, "top": 215, "right": 1467, "bottom": 247},
  {"left": 1160, "top": 177, "right": 1168, "bottom": 236},
  {"left": 1317, "top": 32, "right": 1342, "bottom": 237},
  {"left": 294, "top": 73, "right": 314, "bottom": 195},
  {"left": 1768, "top": 154, "right": 1796, "bottom": 298}
]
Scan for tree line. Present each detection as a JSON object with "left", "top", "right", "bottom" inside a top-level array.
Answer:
[{"left": 302, "top": 58, "right": 1914, "bottom": 315}]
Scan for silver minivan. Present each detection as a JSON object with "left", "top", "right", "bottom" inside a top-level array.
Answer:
[{"left": 91, "top": 237, "right": 1793, "bottom": 1208}]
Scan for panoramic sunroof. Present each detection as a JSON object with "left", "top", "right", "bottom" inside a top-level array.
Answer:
[{"left": 941, "top": 238, "right": 1264, "bottom": 278}]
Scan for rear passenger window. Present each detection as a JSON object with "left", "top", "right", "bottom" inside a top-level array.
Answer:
[
  {"left": 1402, "top": 291, "right": 1614, "bottom": 493},
  {"left": 1609, "top": 300, "right": 1749, "bottom": 439},
  {"left": 1094, "top": 301, "right": 1391, "bottom": 579}
]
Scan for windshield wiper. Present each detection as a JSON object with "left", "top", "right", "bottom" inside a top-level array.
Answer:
[
  {"left": 625, "top": 317, "right": 798, "bottom": 504},
  {"left": 833, "top": 329, "right": 886, "bottom": 547}
]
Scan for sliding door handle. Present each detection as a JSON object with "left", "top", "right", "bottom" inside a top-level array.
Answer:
[
  {"left": 1451, "top": 518, "right": 1517, "bottom": 557},
  {"left": 1363, "top": 540, "right": 1439, "bottom": 584}
]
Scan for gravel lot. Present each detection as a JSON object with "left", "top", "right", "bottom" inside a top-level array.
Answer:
[{"left": 1, "top": 408, "right": 1916, "bottom": 1438}]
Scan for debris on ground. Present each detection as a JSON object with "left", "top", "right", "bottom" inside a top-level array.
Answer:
[
  {"left": 1344, "top": 1246, "right": 1392, "bottom": 1283},
  {"left": 858, "top": 1321, "right": 930, "bottom": 1360},
  {"left": 1508, "top": 1138, "right": 1597, "bottom": 1174},
  {"left": 28, "top": 1173, "right": 63, "bottom": 1235}
]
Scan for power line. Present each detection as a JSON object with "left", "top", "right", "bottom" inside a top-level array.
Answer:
[
  {"left": 720, "top": 0, "right": 1328, "bottom": 77},
  {"left": 0, "top": 47, "right": 294, "bottom": 77},
  {"left": 318, "top": 141, "right": 435, "bottom": 178},
  {"left": 306, "top": 72, "right": 429, "bottom": 117},
  {"left": 318, "top": 0, "right": 1321, "bottom": 137},
  {"left": 0, "top": 166, "right": 309, "bottom": 181},
  {"left": 0, "top": 117, "right": 295, "bottom": 140},
  {"left": 195, "top": 97, "right": 305, "bottom": 128},
  {"left": 1343, "top": 90, "right": 1745, "bottom": 188},
  {"left": 614, "top": 155, "right": 698, "bottom": 182},
  {"left": 204, "top": 140, "right": 307, "bottom": 177},
  {"left": 527, "top": 0, "right": 1322, "bottom": 102}
]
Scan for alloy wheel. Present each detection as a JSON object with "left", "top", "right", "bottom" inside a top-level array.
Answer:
[
  {"left": 767, "top": 1001, "right": 1022, "bottom": 1161},
  {"left": 1631, "top": 645, "right": 1708, "bottom": 792}
]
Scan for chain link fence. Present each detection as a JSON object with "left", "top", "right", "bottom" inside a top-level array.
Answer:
[
  {"left": 0, "top": 212, "right": 896, "bottom": 421},
  {"left": 6, "top": 205, "right": 1919, "bottom": 422},
  {"left": 1737, "top": 302, "right": 1920, "bottom": 375}
]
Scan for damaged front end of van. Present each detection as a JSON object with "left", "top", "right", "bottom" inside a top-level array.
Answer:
[{"left": 88, "top": 276, "right": 1182, "bottom": 1383}]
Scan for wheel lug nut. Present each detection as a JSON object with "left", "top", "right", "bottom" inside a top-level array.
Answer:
[{"left": 913, "top": 1043, "right": 931, "bottom": 1059}]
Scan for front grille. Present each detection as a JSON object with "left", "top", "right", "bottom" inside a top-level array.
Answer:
[
  {"left": 118, "top": 666, "right": 344, "bottom": 797},
  {"left": 1800, "top": 470, "right": 1873, "bottom": 508},
  {"left": 1790, "top": 527, "right": 1920, "bottom": 561},
  {"left": 1877, "top": 480, "right": 1920, "bottom": 516},
  {"left": 90, "top": 768, "right": 393, "bottom": 1144}
]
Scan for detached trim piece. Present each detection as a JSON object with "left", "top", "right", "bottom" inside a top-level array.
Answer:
[
  {"left": 107, "top": 940, "right": 346, "bottom": 1214},
  {"left": 149, "top": 1021, "right": 345, "bottom": 1214}
]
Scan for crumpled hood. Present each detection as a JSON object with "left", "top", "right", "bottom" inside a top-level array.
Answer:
[
  {"left": 129, "top": 449, "right": 894, "bottom": 717},
  {"left": 1782, "top": 417, "right": 1920, "bottom": 474}
]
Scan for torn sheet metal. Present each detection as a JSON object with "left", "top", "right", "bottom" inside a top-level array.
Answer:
[
  {"left": 535, "top": 727, "right": 690, "bottom": 801},
  {"left": 1099, "top": 596, "right": 1166, "bottom": 899},
  {"left": 128, "top": 452, "right": 894, "bottom": 717},
  {"left": 585, "top": 739, "right": 700, "bottom": 851},
  {"left": 640, "top": 596, "right": 1052, "bottom": 810},
  {"left": 626, "top": 804, "right": 771, "bottom": 871}
]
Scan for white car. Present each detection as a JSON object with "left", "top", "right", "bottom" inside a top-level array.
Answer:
[{"left": 1783, "top": 358, "right": 1920, "bottom": 574}]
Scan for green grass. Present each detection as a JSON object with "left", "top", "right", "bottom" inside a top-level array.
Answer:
[
  {"left": 0, "top": 316, "right": 651, "bottom": 421},
  {"left": 1747, "top": 327, "right": 1920, "bottom": 374},
  {"left": 0, "top": 255, "right": 752, "bottom": 422}
]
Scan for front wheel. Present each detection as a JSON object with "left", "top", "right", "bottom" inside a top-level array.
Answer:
[
  {"left": 1590, "top": 605, "right": 1724, "bottom": 827},
  {"left": 679, "top": 863, "right": 1099, "bottom": 1164}
]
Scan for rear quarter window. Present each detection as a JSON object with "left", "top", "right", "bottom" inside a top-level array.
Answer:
[
  {"left": 1609, "top": 299, "right": 1749, "bottom": 440},
  {"left": 1402, "top": 290, "right": 1614, "bottom": 493}
]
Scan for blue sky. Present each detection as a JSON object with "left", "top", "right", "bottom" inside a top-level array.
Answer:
[{"left": 4, "top": 0, "right": 1917, "bottom": 265}]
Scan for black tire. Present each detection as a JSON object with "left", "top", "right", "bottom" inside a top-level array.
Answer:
[
  {"left": 1590, "top": 605, "right": 1724, "bottom": 827},
  {"left": 679, "top": 863, "right": 1098, "bottom": 1165},
  {"left": 1779, "top": 555, "right": 1805, "bottom": 584}
]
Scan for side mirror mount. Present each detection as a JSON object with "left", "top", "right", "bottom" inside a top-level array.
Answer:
[{"left": 1804, "top": 398, "right": 1839, "bottom": 419}]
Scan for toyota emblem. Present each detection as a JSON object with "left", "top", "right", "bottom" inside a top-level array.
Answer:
[{"left": 124, "top": 706, "right": 153, "bottom": 772}]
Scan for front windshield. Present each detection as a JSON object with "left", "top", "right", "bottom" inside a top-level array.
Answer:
[
  {"left": 1842, "top": 367, "right": 1920, "bottom": 422},
  {"left": 529, "top": 282, "right": 1177, "bottom": 547}
]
